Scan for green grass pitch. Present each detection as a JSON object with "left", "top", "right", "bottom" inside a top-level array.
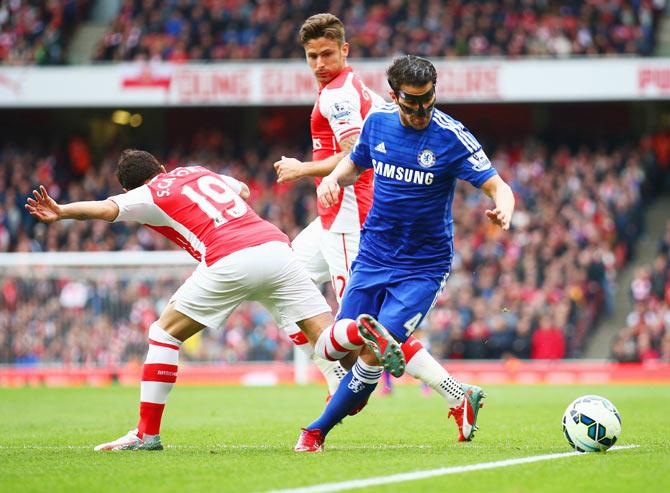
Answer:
[{"left": 1, "top": 383, "right": 668, "bottom": 492}]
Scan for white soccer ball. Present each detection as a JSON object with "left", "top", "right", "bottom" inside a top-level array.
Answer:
[{"left": 562, "top": 395, "right": 622, "bottom": 452}]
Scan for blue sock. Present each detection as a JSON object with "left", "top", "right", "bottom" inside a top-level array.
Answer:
[{"left": 307, "top": 358, "right": 382, "bottom": 436}]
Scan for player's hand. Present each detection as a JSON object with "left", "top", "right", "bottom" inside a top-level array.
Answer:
[
  {"left": 273, "top": 156, "right": 303, "bottom": 183},
  {"left": 317, "top": 175, "right": 341, "bottom": 208},
  {"left": 25, "top": 185, "right": 62, "bottom": 224},
  {"left": 485, "top": 207, "right": 511, "bottom": 230}
]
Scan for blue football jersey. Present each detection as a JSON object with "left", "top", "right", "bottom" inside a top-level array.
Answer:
[{"left": 349, "top": 105, "right": 497, "bottom": 272}]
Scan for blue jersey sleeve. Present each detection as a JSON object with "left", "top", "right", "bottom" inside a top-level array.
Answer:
[
  {"left": 435, "top": 112, "right": 497, "bottom": 188},
  {"left": 450, "top": 147, "right": 497, "bottom": 188},
  {"left": 349, "top": 115, "right": 372, "bottom": 169}
]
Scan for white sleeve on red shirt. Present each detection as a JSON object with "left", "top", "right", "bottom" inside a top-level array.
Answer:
[
  {"left": 109, "top": 185, "right": 166, "bottom": 225},
  {"left": 319, "top": 81, "right": 363, "bottom": 143},
  {"left": 218, "top": 174, "right": 243, "bottom": 195}
]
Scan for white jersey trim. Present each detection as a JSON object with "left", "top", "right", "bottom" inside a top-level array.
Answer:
[
  {"left": 375, "top": 103, "right": 399, "bottom": 114},
  {"left": 432, "top": 112, "right": 480, "bottom": 153},
  {"left": 111, "top": 186, "right": 166, "bottom": 225}
]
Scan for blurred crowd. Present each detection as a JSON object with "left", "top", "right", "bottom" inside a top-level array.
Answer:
[
  {"left": 0, "top": 134, "right": 314, "bottom": 253},
  {"left": 422, "top": 139, "right": 654, "bottom": 361},
  {"left": 2, "top": 0, "right": 664, "bottom": 65},
  {"left": 1, "top": 130, "right": 665, "bottom": 365},
  {"left": 96, "top": 0, "right": 664, "bottom": 62},
  {"left": 1, "top": 264, "right": 300, "bottom": 365},
  {"left": 0, "top": 135, "right": 320, "bottom": 365},
  {"left": 0, "top": 0, "right": 91, "bottom": 65},
  {"left": 610, "top": 221, "right": 670, "bottom": 362}
]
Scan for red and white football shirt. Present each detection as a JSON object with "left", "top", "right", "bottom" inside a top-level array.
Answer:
[
  {"left": 110, "top": 166, "right": 289, "bottom": 266},
  {"left": 311, "top": 66, "right": 385, "bottom": 233}
]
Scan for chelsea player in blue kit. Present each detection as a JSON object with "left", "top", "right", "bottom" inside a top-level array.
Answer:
[{"left": 295, "top": 56, "right": 515, "bottom": 452}]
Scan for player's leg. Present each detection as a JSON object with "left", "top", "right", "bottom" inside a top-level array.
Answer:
[
  {"left": 295, "top": 263, "right": 395, "bottom": 452},
  {"left": 297, "top": 322, "right": 405, "bottom": 452},
  {"left": 286, "top": 218, "right": 347, "bottom": 393},
  {"left": 94, "top": 302, "right": 205, "bottom": 451},
  {"left": 320, "top": 229, "right": 359, "bottom": 304},
  {"left": 305, "top": 229, "right": 363, "bottom": 364},
  {"left": 259, "top": 240, "right": 346, "bottom": 348},
  {"left": 401, "top": 333, "right": 484, "bottom": 440},
  {"left": 95, "top": 257, "right": 247, "bottom": 451},
  {"left": 322, "top": 230, "right": 410, "bottom": 373},
  {"left": 285, "top": 326, "right": 349, "bottom": 395},
  {"left": 136, "top": 303, "right": 205, "bottom": 443},
  {"left": 401, "top": 334, "right": 464, "bottom": 406},
  {"left": 292, "top": 218, "right": 332, "bottom": 286},
  {"left": 393, "top": 273, "right": 470, "bottom": 406},
  {"left": 310, "top": 259, "right": 385, "bottom": 363},
  {"left": 256, "top": 240, "right": 360, "bottom": 371},
  {"left": 382, "top": 272, "right": 486, "bottom": 441}
]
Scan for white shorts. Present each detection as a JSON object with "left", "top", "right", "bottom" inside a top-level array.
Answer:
[
  {"left": 172, "top": 241, "right": 331, "bottom": 330},
  {"left": 292, "top": 217, "right": 360, "bottom": 301}
]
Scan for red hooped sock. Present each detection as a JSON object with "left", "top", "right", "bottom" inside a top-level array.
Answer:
[{"left": 137, "top": 323, "right": 181, "bottom": 438}]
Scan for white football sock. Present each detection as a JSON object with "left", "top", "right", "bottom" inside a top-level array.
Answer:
[
  {"left": 312, "top": 355, "right": 348, "bottom": 395},
  {"left": 405, "top": 348, "right": 464, "bottom": 407}
]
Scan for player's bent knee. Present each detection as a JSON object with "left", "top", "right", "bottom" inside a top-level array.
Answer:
[
  {"left": 296, "top": 311, "right": 334, "bottom": 345},
  {"left": 157, "top": 303, "right": 205, "bottom": 342}
]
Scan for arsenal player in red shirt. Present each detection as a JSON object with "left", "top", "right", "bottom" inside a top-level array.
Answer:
[{"left": 26, "top": 148, "right": 357, "bottom": 451}]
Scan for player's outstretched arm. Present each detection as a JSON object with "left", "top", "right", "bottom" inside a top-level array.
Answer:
[
  {"left": 25, "top": 185, "right": 119, "bottom": 223},
  {"left": 274, "top": 134, "right": 359, "bottom": 183},
  {"left": 480, "top": 175, "right": 515, "bottom": 231}
]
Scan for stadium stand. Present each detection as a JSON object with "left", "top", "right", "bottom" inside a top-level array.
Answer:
[
  {"left": 0, "top": 135, "right": 663, "bottom": 364},
  {"left": 1, "top": 2, "right": 668, "bottom": 366},
  {"left": 93, "top": 0, "right": 664, "bottom": 62},
  {"left": 0, "top": 0, "right": 92, "bottom": 65},
  {"left": 610, "top": 220, "right": 670, "bottom": 362}
]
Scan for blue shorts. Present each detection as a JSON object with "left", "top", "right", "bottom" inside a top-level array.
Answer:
[{"left": 337, "top": 260, "right": 448, "bottom": 343}]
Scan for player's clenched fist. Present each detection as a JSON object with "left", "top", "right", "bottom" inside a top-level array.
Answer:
[
  {"left": 273, "top": 156, "right": 303, "bottom": 183},
  {"left": 317, "top": 175, "right": 340, "bottom": 208}
]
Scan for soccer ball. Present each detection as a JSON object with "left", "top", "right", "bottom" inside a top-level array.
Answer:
[{"left": 562, "top": 395, "right": 622, "bottom": 452}]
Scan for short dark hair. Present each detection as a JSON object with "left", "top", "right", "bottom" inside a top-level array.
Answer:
[
  {"left": 386, "top": 55, "right": 437, "bottom": 93},
  {"left": 116, "top": 149, "right": 162, "bottom": 190},
  {"left": 299, "top": 13, "right": 345, "bottom": 46}
]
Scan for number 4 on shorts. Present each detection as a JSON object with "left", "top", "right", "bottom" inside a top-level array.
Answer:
[{"left": 403, "top": 313, "right": 423, "bottom": 337}]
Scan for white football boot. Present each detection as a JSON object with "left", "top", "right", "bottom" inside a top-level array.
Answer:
[{"left": 94, "top": 429, "right": 163, "bottom": 451}]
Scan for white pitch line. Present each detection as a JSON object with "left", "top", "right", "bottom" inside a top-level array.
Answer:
[
  {"left": 0, "top": 444, "right": 433, "bottom": 451},
  {"left": 266, "top": 445, "right": 639, "bottom": 493}
]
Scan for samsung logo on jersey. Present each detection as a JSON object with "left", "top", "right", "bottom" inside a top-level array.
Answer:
[{"left": 372, "top": 159, "right": 434, "bottom": 185}]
